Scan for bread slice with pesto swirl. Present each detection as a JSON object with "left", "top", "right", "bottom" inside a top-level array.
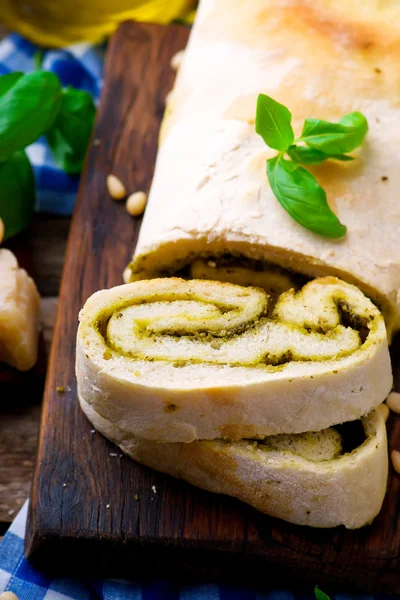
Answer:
[
  {"left": 76, "top": 277, "right": 392, "bottom": 443},
  {"left": 79, "top": 397, "right": 388, "bottom": 529}
]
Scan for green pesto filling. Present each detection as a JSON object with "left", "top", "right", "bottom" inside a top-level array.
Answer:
[
  {"left": 128, "top": 251, "right": 385, "bottom": 320},
  {"left": 130, "top": 252, "right": 307, "bottom": 286},
  {"left": 92, "top": 269, "right": 377, "bottom": 369},
  {"left": 241, "top": 419, "right": 368, "bottom": 463}
]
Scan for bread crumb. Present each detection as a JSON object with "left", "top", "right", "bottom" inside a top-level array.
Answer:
[
  {"left": 106, "top": 504, "right": 111, "bottom": 509},
  {"left": 56, "top": 386, "right": 64, "bottom": 393}
]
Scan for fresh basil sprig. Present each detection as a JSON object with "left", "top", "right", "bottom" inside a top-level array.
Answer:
[
  {"left": 256, "top": 94, "right": 368, "bottom": 238},
  {"left": 267, "top": 156, "right": 346, "bottom": 239},
  {"left": 301, "top": 112, "right": 368, "bottom": 154},
  {"left": 256, "top": 94, "right": 294, "bottom": 150},
  {"left": 46, "top": 86, "right": 96, "bottom": 174},
  {"left": 287, "top": 145, "right": 354, "bottom": 165},
  {"left": 0, "top": 70, "right": 96, "bottom": 240},
  {"left": 0, "top": 71, "right": 62, "bottom": 163}
]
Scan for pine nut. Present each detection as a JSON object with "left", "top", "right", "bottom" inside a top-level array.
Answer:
[
  {"left": 170, "top": 50, "right": 185, "bottom": 71},
  {"left": 0, "top": 593, "right": 20, "bottom": 600},
  {"left": 391, "top": 450, "right": 400, "bottom": 474},
  {"left": 107, "top": 174, "right": 126, "bottom": 200},
  {"left": 386, "top": 391, "right": 400, "bottom": 414},
  {"left": 126, "top": 191, "right": 147, "bottom": 217},
  {"left": 378, "top": 403, "right": 390, "bottom": 423},
  {"left": 123, "top": 266, "right": 132, "bottom": 283},
  {"left": 0, "top": 218, "right": 4, "bottom": 244}
]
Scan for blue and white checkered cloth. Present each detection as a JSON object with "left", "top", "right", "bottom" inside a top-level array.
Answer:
[
  {"left": 0, "top": 502, "right": 389, "bottom": 600},
  {"left": 0, "top": 502, "right": 318, "bottom": 600},
  {"left": 0, "top": 33, "right": 105, "bottom": 215}
]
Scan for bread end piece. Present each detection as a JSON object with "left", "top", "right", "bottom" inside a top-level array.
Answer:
[{"left": 79, "top": 396, "right": 388, "bottom": 530}]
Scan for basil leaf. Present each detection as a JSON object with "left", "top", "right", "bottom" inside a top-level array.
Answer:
[
  {"left": 314, "top": 587, "right": 331, "bottom": 600},
  {"left": 267, "top": 156, "right": 347, "bottom": 238},
  {"left": 288, "top": 145, "right": 355, "bottom": 164},
  {"left": 287, "top": 146, "right": 327, "bottom": 165},
  {"left": 300, "top": 112, "right": 368, "bottom": 154},
  {"left": 0, "top": 71, "right": 62, "bottom": 163},
  {"left": 327, "top": 153, "right": 354, "bottom": 162},
  {"left": 0, "top": 151, "right": 35, "bottom": 239},
  {"left": 46, "top": 86, "right": 96, "bottom": 174},
  {"left": 0, "top": 72, "right": 24, "bottom": 98},
  {"left": 256, "top": 93, "right": 294, "bottom": 150}
]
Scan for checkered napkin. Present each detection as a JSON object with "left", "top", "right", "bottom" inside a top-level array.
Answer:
[
  {"left": 0, "top": 33, "right": 105, "bottom": 215},
  {"left": 0, "top": 504, "right": 387, "bottom": 600},
  {"left": 0, "top": 502, "right": 311, "bottom": 600}
]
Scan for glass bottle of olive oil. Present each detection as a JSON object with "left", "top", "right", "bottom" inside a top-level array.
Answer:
[{"left": 0, "top": 0, "right": 195, "bottom": 47}]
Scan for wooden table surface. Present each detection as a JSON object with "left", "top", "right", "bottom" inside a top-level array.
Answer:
[{"left": 0, "top": 215, "right": 70, "bottom": 535}]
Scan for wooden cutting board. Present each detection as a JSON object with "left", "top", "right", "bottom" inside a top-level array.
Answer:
[{"left": 25, "top": 21, "right": 400, "bottom": 594}]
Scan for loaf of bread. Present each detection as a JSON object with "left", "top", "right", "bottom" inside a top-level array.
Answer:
[
  {"left": 0, "top": 249, "right": 40, "bottom": 371},
  {"left": 124, "top": 0, "right": 400, "bottom": 336},
  {"left": 77, "top": 0, "right": 397, "bottom": 528},
  {"left": 79, "top": 396, "right": 388, "bottom": 529},
  {"left": 76, "top": 277, "right": 392, "bottom": 443}
]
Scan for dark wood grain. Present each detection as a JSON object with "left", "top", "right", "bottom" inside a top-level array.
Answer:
[
  {"left": 29, "top": 216, "right": 70, "bottom": 297},
  {"left": 0, "top": 404, "right": 41, "bottom": 519},
  {"left": 25, "top": 21, "right": 400, "bottom": 593}
]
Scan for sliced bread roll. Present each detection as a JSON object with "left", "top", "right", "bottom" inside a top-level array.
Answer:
[
  {"left": 79, "top": 397, "right": 388, "bottom": 529},
  {"left": 76, "top": 277, "right": 392, "bottom": 443},
  {"left": 124, "top": 0, "right": 400, "bottom": 336},
  {"left": 0, "top": 249, "right": 40, "bottom": 371}
]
